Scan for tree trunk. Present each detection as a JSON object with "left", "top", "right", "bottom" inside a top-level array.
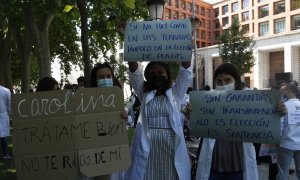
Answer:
[
  {"left": 24, "top": 1, "right": 57, "bottom": 78},
  {"left": 0, "top": 25, "right": 13, "bottom": 90},
  {"left": 36, "top": 29, "right": 52, "bottom": 77},
  {"left": 77, "top": 0, "right": 91, "bottom": 87}
]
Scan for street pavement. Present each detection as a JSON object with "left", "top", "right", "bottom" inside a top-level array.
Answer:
[{"left": 186, "top": 137, "right": 298, "bottom": 180}]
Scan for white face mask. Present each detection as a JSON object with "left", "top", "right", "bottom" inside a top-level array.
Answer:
[{"left": 216, "top": 82, "right": 235, "bottom": 91}]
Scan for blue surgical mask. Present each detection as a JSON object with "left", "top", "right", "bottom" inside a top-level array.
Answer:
[
  {"left": 97, "top": 79, "right": 113, "bottom": 87},
  {"left": 216, "top": 82, "right": 235, "bottom": 91}
]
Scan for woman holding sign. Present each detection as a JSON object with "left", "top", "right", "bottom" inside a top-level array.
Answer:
[
  {"left": 194, "top": 63, "right": 286, "bottom": 180},
  {"left": 123, "top": 60, "right": 192, "bottom": 180}
]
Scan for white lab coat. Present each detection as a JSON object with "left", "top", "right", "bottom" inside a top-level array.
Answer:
[
  {"left": 195, "top": 138, "right": 259, "bottom": 180},
  {"left": 0, "top": 85, "right": 11, "bottom": 137},
  {"left": 122, "top": 64, "right": 193, "bottom": 180}
]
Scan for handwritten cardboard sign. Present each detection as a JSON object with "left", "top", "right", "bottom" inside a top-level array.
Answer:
[
  {"left": 74, "top": 88, "right": 130, "bottom": 177},
  {"left": 12, "top": 87, "right": 130, "bottom": 179},
  {"left": 190, "top": 90, "right": 281, "bottom": 144},
  {"left": 124, "top": 19, "right": 192, "bottom": 62}
]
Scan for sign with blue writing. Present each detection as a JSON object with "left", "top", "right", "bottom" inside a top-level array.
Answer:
[
  {"left": 124, "top": 19, "right": 192, "bottom": 62},
  {"left": 189, "top": 90, "right": 281, "bottom": 144}
]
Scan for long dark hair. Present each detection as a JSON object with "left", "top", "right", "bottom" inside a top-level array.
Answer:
[
  {"left": 90, "top": 62, "right": 122, "bottom": 88},
  {"left": 36, "top": 77, "right": 59, "bottom": 91},
  {"left": 214, "top": 63, "right": 242, "bottom": 90},
  {"left": 144, "top": 61, "right": 172, "bottom": 92}
]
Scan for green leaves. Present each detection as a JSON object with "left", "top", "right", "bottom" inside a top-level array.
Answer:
[
  {"left": 124, "top": 0, "right": 135, "bottom": 9},
  {"left": 218, "top": 18, "right": 255, "bottom": 75}
]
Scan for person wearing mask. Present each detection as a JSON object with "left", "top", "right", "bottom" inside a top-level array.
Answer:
[
  {"left": 0, "top": 84, "right": 11, "bottom": 159},
  {"left": 277, "top": 83, "right": 300, "bottom": 180},
  {"left": 36, "top": 77, "right": 60, "bottom": 91},
  {"left": 86, "top": 62, "right": 125, "bottom": 180},
  {"left": 122, "top": 60, "right": 192, "bottom": 180},
  {"left": 90, "top": 62, "right": 122, "bottom": 89},
  {"left": 194, "top": 63, "right": 286, "bottom": 180}
]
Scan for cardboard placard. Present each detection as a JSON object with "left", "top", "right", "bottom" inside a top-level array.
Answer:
[
  {"left": 16, "top": 151, "right": 79, "bottom": 180},
  {"left": 190, "top": 90, "right": 281, "bottom": 144},
  {"left": 12, "top": 87, "right": 130, "bottom": 179},
  {"left": 124, "top": 19, "right": 192, "bottom": 62},
  {"left": 78, "top": 145, "right": 130, "bottom": 177}
]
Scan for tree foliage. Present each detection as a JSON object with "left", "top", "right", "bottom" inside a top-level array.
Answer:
[
  {"left": 218, "top": 19, "right": 255, "bottom": 75},
  {"left": 0, "top": 0, "right": 148, "bottom": 91}
]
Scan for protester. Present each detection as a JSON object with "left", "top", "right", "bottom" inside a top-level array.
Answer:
[
  {"left": 204, "top": 85, "right": 211, "bottom": 91},
  {"left": 36, "top": 77, "right": 60, "bottom": 91},
  {"left": 122, "top": 60, "right": 192, "bottom": 180},
  {"left": 90, "top": 62, "right": 122, "bottom": 88},
  {"left": 77, "top": 76, "right": 85, "bottom": 88},
  {"left": 194, "top": 63, "right": 286, "bottom": 180},
  {"left": 128, "top": 92, "right": 141, "bottom": 128},
  {"left": 0, "top": 84, "right": 11, "bottom": 159},
  {"left": 276, "top": 83, "right": 300, "bottom": 180},
  {"left": 83, "top": 62, "right": 126, "bottom": 180},
  {"left": 181, "top": 87, "right": 193, "bottom": 141}
]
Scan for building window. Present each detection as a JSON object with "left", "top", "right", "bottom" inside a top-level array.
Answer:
[
  {"left": 181, "top": 1, "right": 186, "bottom": 10},
  {"left": 222, "top": 17, "right": 229, "bottom": 27},
  {"left": 214, "top": 20, "right": 220, "bottom": 29},
  {"left": 274, "top": 1, "right": 285, "bottom": 14},
  {"left": 214, "top": 31, "right": 220, "bottom": 41},
  {"left": 232, "top": 2, "right": 238, "bottom": 12},
  {"left": 202, "top": 19, "right": 206, "bottom": 28},
  {"left": 175, "top": 0, "right": 179, "bottom": 8},
  {"left": 242, "top": 11, "right": 249, "bottom": 21},
  {"left": 206, "top": 9, "right": 211, "bottom": 18},
  {"left": 291, "top": 14, "right": 300, "bottom": 30},
  {"left": 242, "top": 0, "right": 249, "bottom": 9},
  {"left": 188, "top": 3, "right": 193, "bottom": 12},
  {"left": 259, "top": 5, "right": 269, "bottom": 18},
  {"left": 195, "top": 5, "right": 199, "bottom": 14},
  {"left": 214, "top": 8, "right": 219, "bottom": 17},
  {"left": 242, "top": 24, "right": 250, "bottom": 33},
  {"left": 173, "top": 11, "right": 179, "bottom": 19},
  {"left": 207, "top": 21, "right": 211, "bottom": 29},
  {"left": 166, "top": 0, "right": 171, "bottom": 6},
  {"left": 180, "top": 13, "right": 185, "bottom": 19},
  {"left": 201, "top": 42, "right": 206, "bottom": 47},
  {"left": 291, "top": 0, "right": 300, "bottom": 10},
  {"left": 274, "top": 18, "right": 285, "bottom": 33},
  {"left": 119, "top": 53, "right": 124, "bottom": 61},
  {"left": 119, "top": 43, "right": 124, "bottom": 49},
  {"left": 232, "top": 14, "right": 239, "bottom": 21},
  {"left": 201, "top": 31, "right": 206, "bottom": 40},
  {"left": 166, "top": 9, "right": 172, "bottom": 19},
  {"left": 259, "top": 21, "right": 269, "bottom": 36},
  {"left": 196, "top": 30, "right": 200, "bottom": 38},
  {"left": 201, "top": 7, "right": 205, "bottom": 16},
  {"left": 207, "top": 32, "right": 211, "bottom": 40},
  {"left": 222, "top": 5, "right": 229, "bottom": 15}
]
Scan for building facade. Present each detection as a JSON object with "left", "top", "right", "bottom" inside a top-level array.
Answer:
[{"left": 164, "top": 0, "right": 300, "bottom": 89}]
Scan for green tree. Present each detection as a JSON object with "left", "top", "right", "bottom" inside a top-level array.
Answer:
[{"left": 218, "top": 18, "right": 255, "bottom": 75}]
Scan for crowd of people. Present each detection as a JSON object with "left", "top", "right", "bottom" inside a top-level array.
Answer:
[{"left": 1, "top": 59, "right": 299, "bottom": 180}]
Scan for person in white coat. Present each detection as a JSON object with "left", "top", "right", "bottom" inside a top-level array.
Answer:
[
  {"left": 196, "top": 63, "right": 258, "bottom": 180},
  {"left": 277, "top": 83, "right": 300, "bottom": 180},
  {"left": 0, "top": 84, "right": 11, "bottom": 159},
  {"left": 123, "top": 60, "right": 192, "bottom": 180}
]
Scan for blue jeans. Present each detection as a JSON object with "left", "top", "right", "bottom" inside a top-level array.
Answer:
[
  {"left": 1, "top": 137, "right": 8, "bottom": 156},
  {"left": 208, "top": 170, "right": 243, "bottom": 180},
  {"left": 276, "top": 146, "right": 300, "bottom": 180}
]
